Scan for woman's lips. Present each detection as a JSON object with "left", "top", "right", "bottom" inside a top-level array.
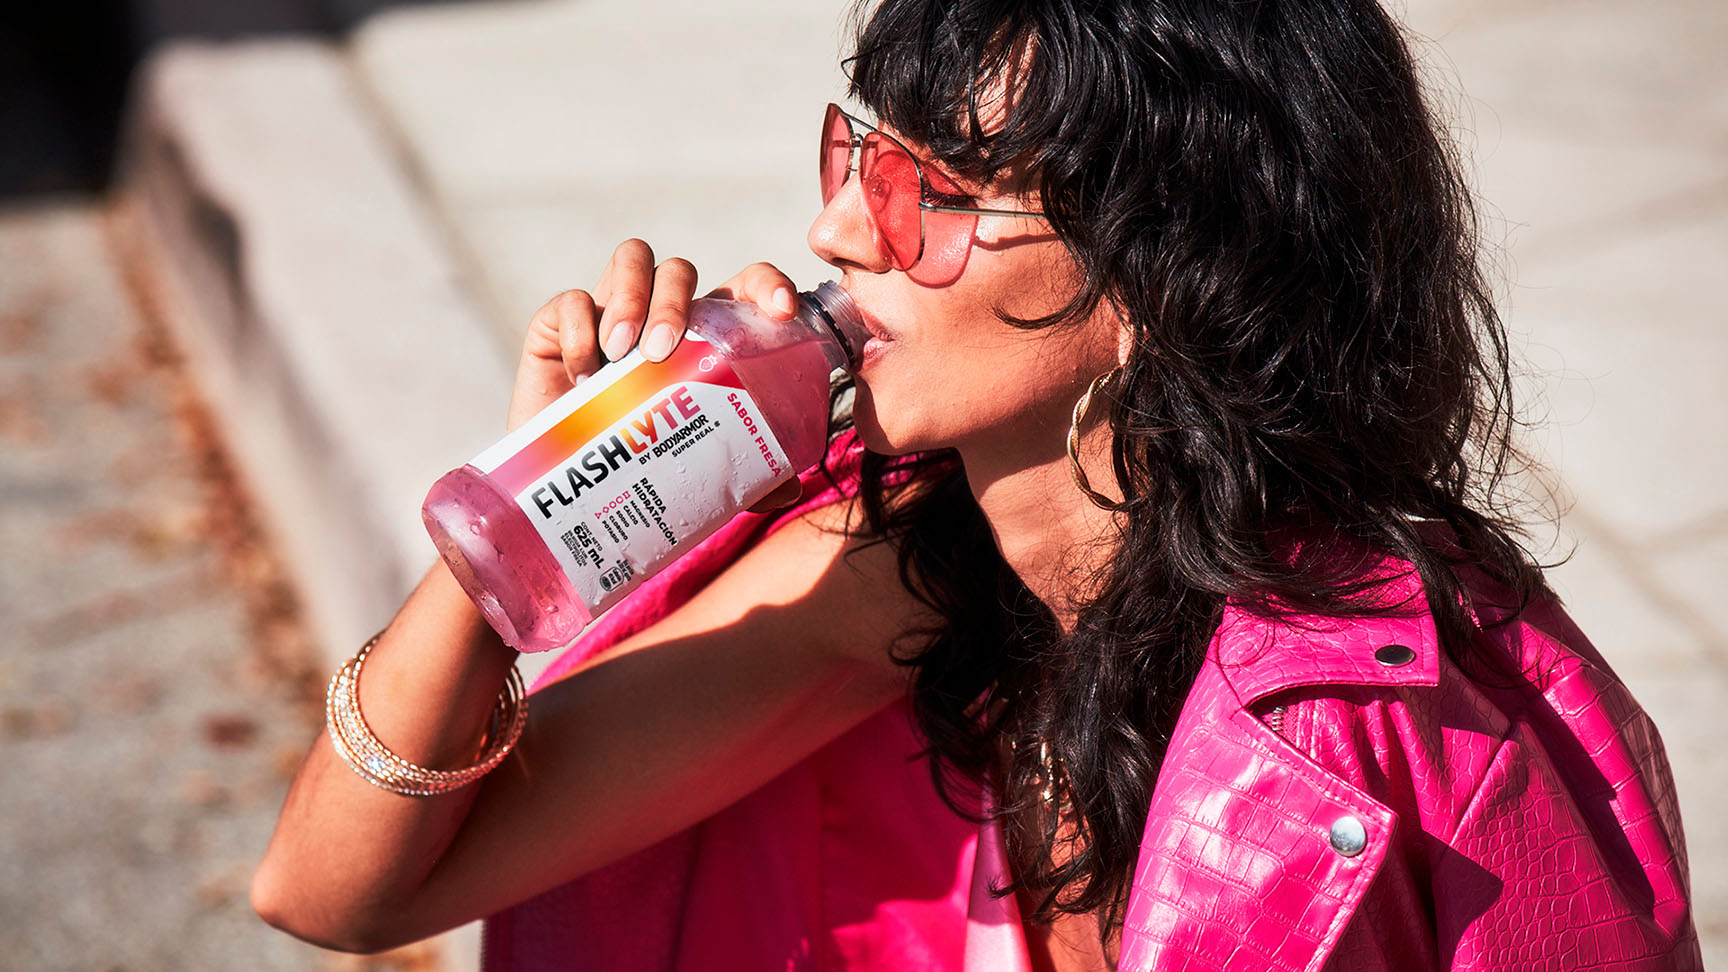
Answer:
[
  {"left": 856, "top": 306, "right": 894, "bottom": 344},
  {"left": 839, "top": 280, "right": 898, "bottom": 366},
  {"left": 860, "top": 335, "right": 892, "bottom": 368},
  {"left": 840, "top": 288, "right": 894, "bottom": 365}
]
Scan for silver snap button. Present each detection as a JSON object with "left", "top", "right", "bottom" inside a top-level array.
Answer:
[
  {"left": 1329, "top": 816, "right": 1367, "bottom": 857},
  {"left": 1374, "top": 643, "right": 1416, "bottom": 667}
]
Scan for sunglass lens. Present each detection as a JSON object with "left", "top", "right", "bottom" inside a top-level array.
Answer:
[
  {"left": 860, "top": 135, "right": 923, "bottom": 270},
  {"left": 820, "top": 105, "right": 852, "bottom": 205}
]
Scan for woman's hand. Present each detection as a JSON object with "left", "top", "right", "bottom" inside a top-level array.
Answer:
[{"left": 508, "top": 239, "right": 802, "bottom": 432}]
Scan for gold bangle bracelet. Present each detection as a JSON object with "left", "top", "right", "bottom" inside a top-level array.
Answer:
[{"left": 324, "top": 632, "right": 527, "bottom": 797}]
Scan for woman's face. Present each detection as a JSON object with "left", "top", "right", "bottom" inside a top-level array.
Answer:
[{"left": 807, "top": 124, "right": 1120, "bottom": 460}]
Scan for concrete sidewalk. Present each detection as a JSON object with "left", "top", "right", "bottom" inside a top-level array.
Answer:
[
  {"left": 0, "top": 200, "right": 339, "bottom": 971},
  {"left": 119, "top": 0, "right": 1726, "bottom": 967}
]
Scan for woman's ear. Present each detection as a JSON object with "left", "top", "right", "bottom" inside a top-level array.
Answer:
[{"left": 1116, "top": 306, "right": 1134, "bottom": 368}]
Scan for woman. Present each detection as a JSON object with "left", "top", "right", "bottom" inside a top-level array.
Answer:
[{"left": 254, "top": 0, "right": 1702, "bottom": 968}]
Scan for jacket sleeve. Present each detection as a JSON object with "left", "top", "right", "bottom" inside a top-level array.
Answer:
[
  {"left": 1274, "top": 674, "right": 1702, "bottom": 972},
  {"left": 1434, "top": 705, "right": 1701, "bottom": 968}
]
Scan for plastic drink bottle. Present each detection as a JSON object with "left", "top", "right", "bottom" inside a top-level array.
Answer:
[{"left": 422, "top": 282, "right": 867, "bottom": 653}]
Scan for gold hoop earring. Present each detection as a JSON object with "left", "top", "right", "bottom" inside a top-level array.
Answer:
[{"left": 1067, "top": 368, "right": 1126, "bottom": 511}]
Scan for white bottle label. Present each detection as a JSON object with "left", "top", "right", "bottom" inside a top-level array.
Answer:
[{"left": 471, "top": 333, "right": 791, "bottom": 612}]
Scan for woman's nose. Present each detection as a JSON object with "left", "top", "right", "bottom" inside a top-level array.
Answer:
[{"left": 808, "top": 176, "right": 892, "bottom": 273}]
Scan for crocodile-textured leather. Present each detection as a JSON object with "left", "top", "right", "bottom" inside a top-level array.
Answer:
[
  {"left": 1114, "top": 561, "right": 1702, "bottom": 972},
  {"left": 484, "top": 442, "right": 1701, "bottom": 970}
]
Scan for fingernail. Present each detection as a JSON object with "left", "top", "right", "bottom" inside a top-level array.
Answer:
[
  {"left": 771, "top": 287, "right": 796, "bottom": 317},
  {"left": 603, "top": 324, "right": 636, "bottom": 362},
  {"left": 642, "top": 322, "right": 678, "bottom": 361}
]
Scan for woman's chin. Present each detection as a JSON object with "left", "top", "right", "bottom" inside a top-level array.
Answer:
[
  {"left": 849, "top": 384, "right": 922, "bottom": 457},
  {"left": 850, "top": 408, "right": 903, "bottom": 456}
]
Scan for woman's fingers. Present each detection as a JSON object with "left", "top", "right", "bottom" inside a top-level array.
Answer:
[
  {"left": 641, "top": 258, "right": 697, "bottom": 362},
  {"left": 708, "top": 263, "right": 799, "bottom": 322},
  {"left": 553, "top": 289, "right": 602, "bottom": 386},
  {"left": 511, "top": 246, "right": 791, "bottom": 431},
  {"left": 594, "top": 239, "right": 657, "bottom": 363},
  {"left": 592, "top": 241, "right": 700, "bottom": 363},
  {"left": 509, "top": 288, "right": 599, "bottom": 431}
]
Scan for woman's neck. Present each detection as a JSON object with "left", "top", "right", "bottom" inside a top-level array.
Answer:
[{"left": 962, "top": 436, "right": 1122, "bottom": 634}]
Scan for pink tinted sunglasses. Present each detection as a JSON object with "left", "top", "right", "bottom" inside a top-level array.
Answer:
[{"left": 819, "top": 103, "right": 1046, "bottom": 271}]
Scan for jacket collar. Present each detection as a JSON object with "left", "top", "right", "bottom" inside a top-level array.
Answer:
[{"left": 1210, "top": 565, "right": 1442, "bottom": 707}]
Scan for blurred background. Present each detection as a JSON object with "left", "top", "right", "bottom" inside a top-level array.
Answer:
[{"left": 1, "top": 0, "right": 1722, "bottom": 968}]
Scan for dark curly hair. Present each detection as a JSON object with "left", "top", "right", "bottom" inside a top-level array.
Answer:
[{"left": 820, "top": 0, "right": 1547, "bottom": 945}]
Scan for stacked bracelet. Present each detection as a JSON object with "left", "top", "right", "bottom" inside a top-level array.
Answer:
[{"left": 324, "top": 632, "right": 527, "bottom": 797}]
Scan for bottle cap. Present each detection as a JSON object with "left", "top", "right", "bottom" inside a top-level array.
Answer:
[{"left": 801, "top": 281, "right": 868, "bottom": 369}]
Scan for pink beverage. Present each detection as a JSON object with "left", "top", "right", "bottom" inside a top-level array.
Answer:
[{"left": 422, "top": 282, "right": 866, "bottom": 653}]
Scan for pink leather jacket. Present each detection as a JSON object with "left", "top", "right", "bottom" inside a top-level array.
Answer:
[
  {"left": 1113, "top": 563, "right": 1701, "bottom": 970},
  {"left": 484, "top": 453, "right": 1702, "bottom": 971}
]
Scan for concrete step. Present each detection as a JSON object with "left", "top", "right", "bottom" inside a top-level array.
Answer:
[
  {"left": 121, "top": 37, "right": 514, "bottom": 669},
  {"left": 119, "top": 35, "right": 513, "bottom": 970}
]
